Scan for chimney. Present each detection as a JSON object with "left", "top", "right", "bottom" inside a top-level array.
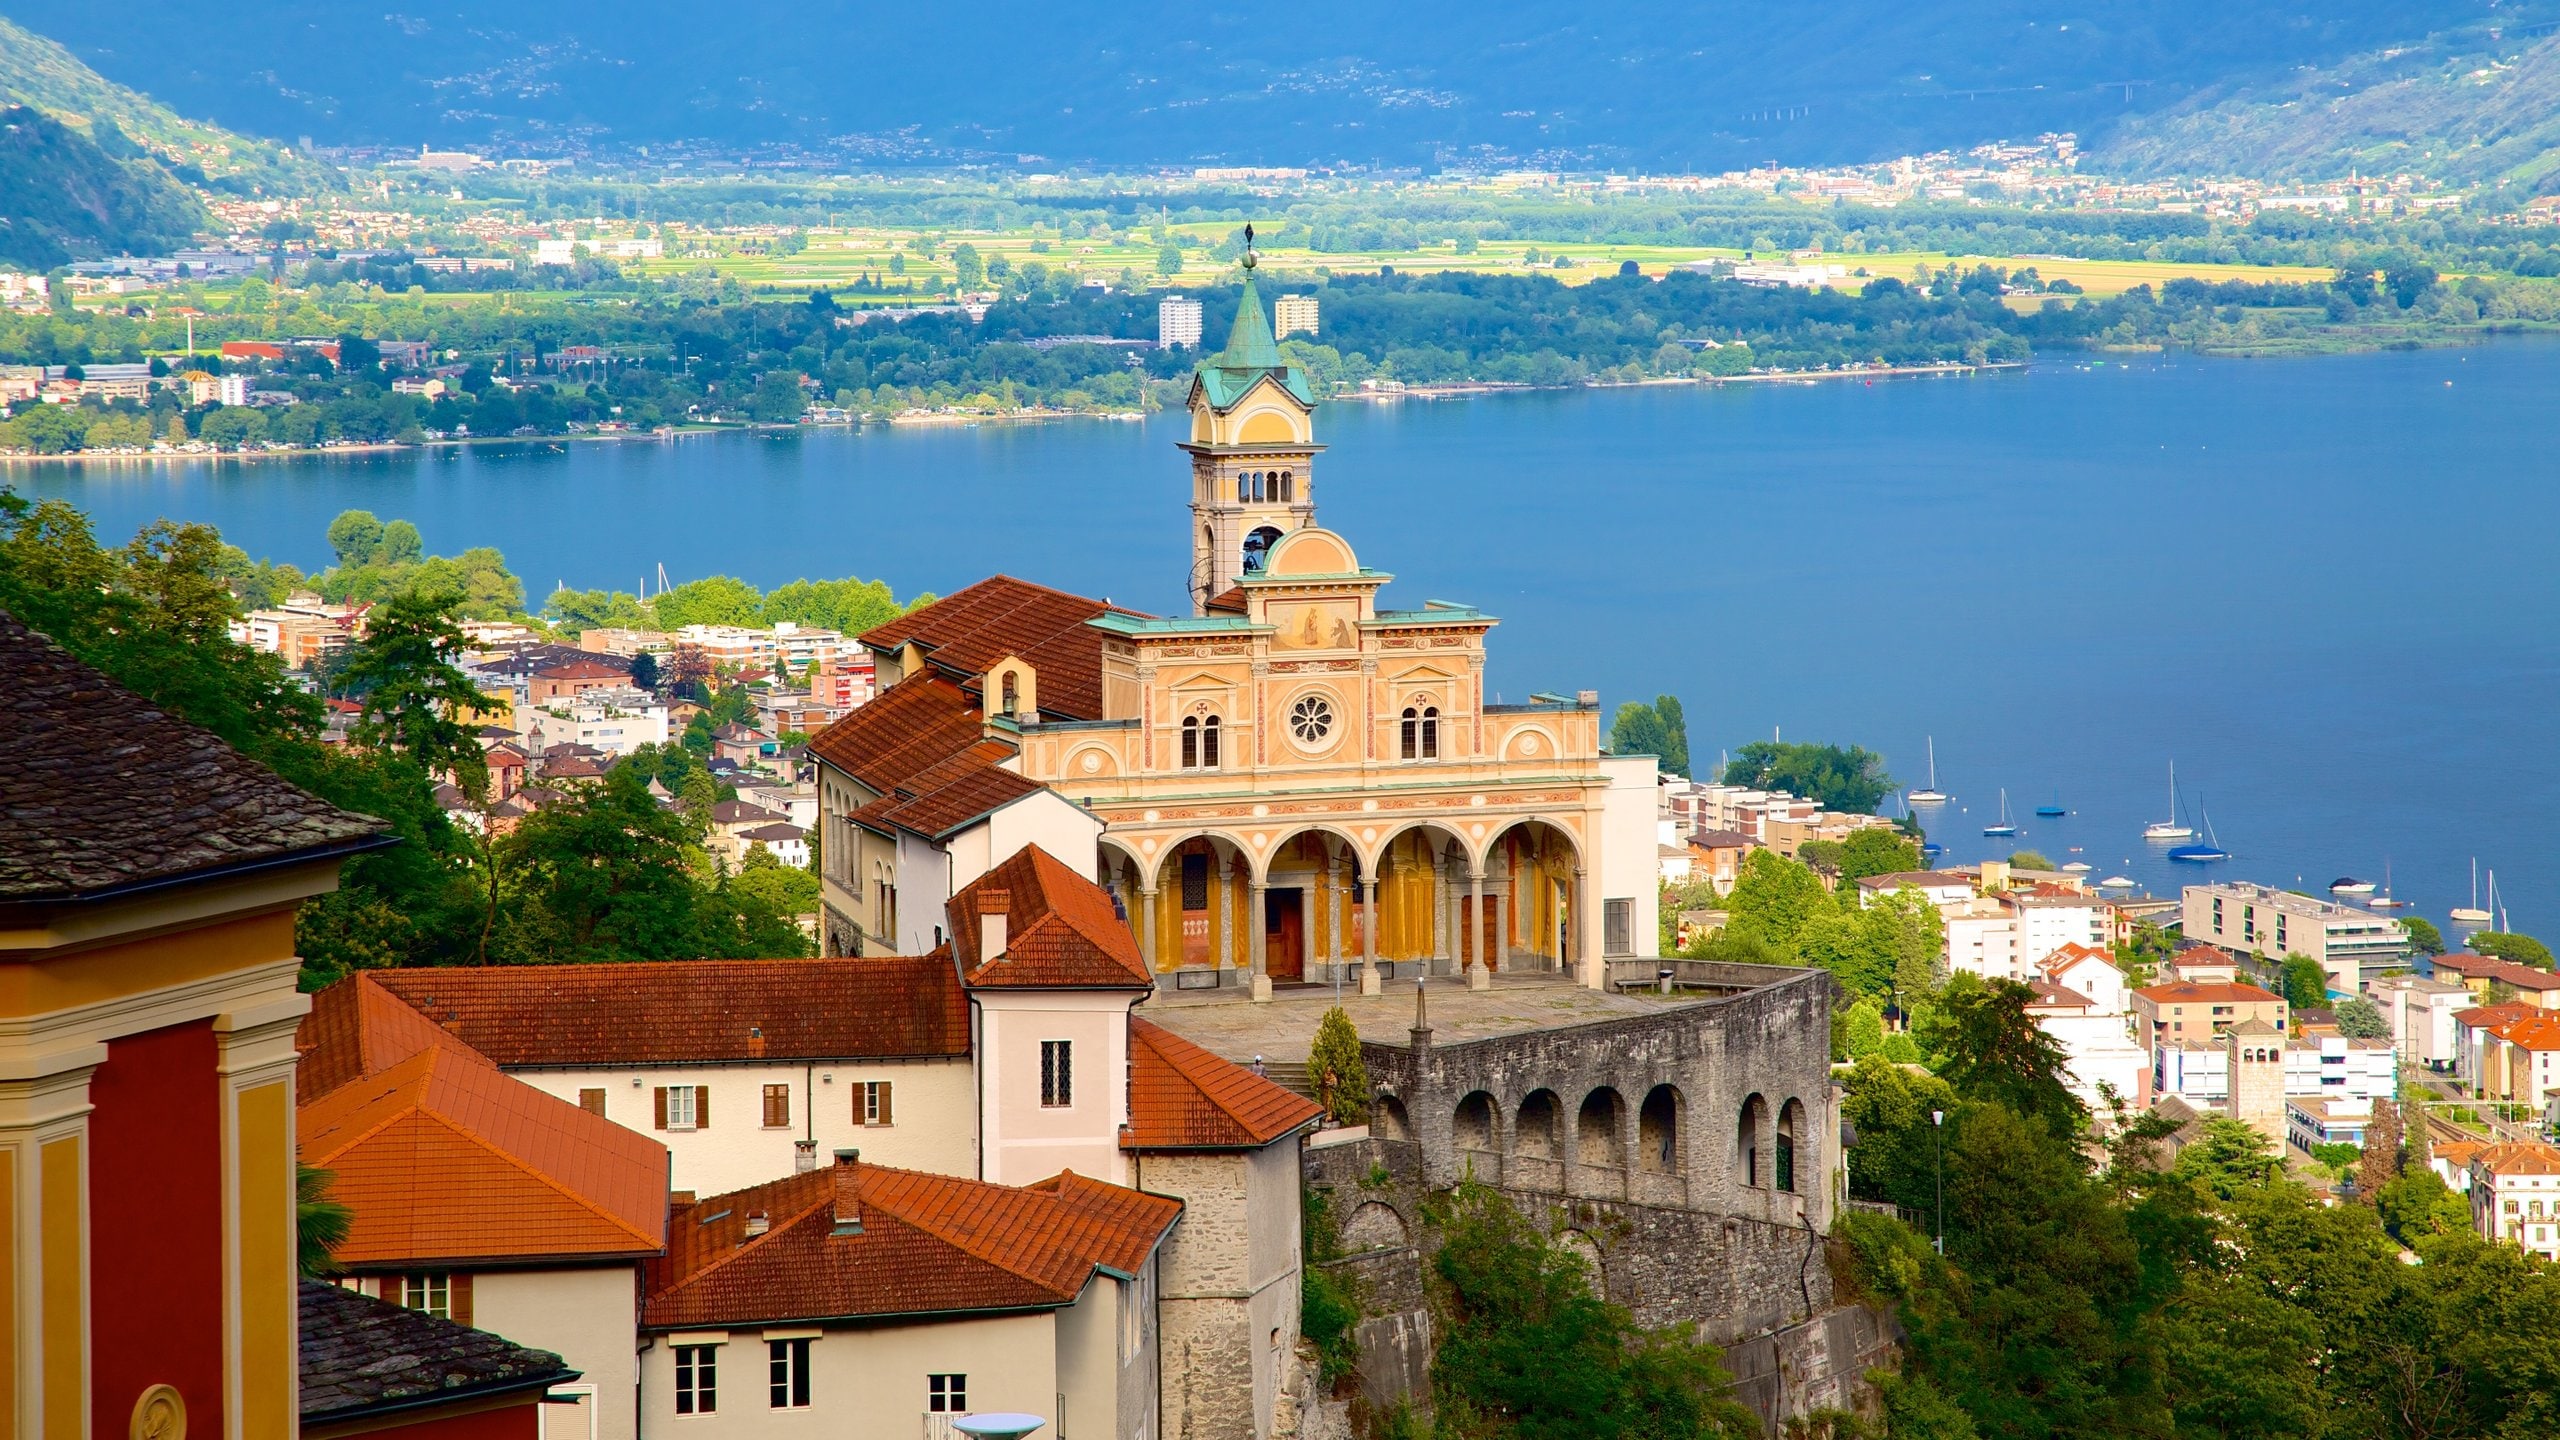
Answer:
[
  {"left": 831, "top": 1148, "right": 863, "bottom": 1235},
  {"left": 747, "top": 1024, "right": 766, "bottom": 1059},
  {"left": 743, "top": 1210, "right": 770, "bottom": 1238},
  {"left": 977, "top": 888, "right": 1010, "bottom": 965}
]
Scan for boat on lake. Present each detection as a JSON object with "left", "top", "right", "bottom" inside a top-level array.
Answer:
[
  {"left": 1909, "top": 737, "right": 1947, "bottom": 805},
  {"left": 2367, "top": 858, "right": 2410, "bottom": 909},
  {"left": 2143, "top": 762, "right": 2194, "bottom": 841},
  {"left": 2099, "top": 875, "right": 2137, "bottom": 889},
  {"left": 2329, "top": 877, "right": 2375, "bottom": 896},
  {"left": 1983, "top": 790, "right": 2018, "bottom": 837},
  {"left": 2035, "top": 789, "right": 2067, "bottom": 817},
  {"left": 2451, "top": 858, "right": 2492, "bottom": 924},
  {"left": 2062, "top": 861, "right": 2092, "bottom": 873},
  {"left": 2167, "top": 802, "right": 2231, "bottom": 863}
]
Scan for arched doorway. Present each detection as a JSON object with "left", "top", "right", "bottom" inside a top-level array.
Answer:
[
  {"left": 1375, "top": 822, "right": 1471, "bottom": 977},
  {"left": 1242, "top": 524, "right": 1284, "bottom": 575},
  {"left": 1261, "top": 827, "right": 1370, "bottom": 985},
  {"left": 1483, "top": 819, "right": 1582, "bottom": 973}
]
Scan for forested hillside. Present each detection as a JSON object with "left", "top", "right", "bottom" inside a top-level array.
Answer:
[
  {"left": 0, "top": 103, "right": 202, "bottom": 267},
  {"left": 0, "top": 14, "right": 328, "bottom": 194}
]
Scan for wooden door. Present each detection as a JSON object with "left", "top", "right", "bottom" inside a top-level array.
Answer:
[
  {"left": 1265, "top": 889, "right": 1306, "bottom": 982},
  {"left": 1459, "top": 897, "right": 1501, "bottom": 971}
]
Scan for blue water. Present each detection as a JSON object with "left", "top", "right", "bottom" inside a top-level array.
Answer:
[{"left": 17, "top": 342, "right": 2559, "bottom": 934}]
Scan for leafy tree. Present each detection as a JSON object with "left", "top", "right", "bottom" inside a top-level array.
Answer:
[
  {"left": 2400, "top": 913, "right": 2446, "bottom": 957},
  {"left": 951, "top": 242, "right": 985, "bottom": 289},
  {"left": 490, "top": 769, "right": 715, "bottom": 962},
  {"left": 1835, "top": 827, "right": 1922, "bottom": 882},
  {"left": 375, "top": 518, "right": 425, "bottom": 567},
  {"left": 2473, "top": 931, "right": 2554, "bottom": 970},
  {"left": 1721, "top": 850, "right": 1829, "bottom": 957},
  {"left": 628, "top": 650, "right": 661, "bottom": 691},
  {"left": 2332, "top": 996, "right": 2390, "bottom": 1039},
  {"left": 2004, "top": 850, "right": 2056, "bottom": 872},
  {"left": 1308, "top": 1006, "right": 1369, "bottom": 1125},
  {"left": 2172, "top": 1117, "right": 2282, "bottom": 1200},
  {"left": 2374, "top": 1169, "right": 2470, "bottom": 1242},
  {"left": 333, "top": 586, "right": 489, "bottom": 798},
  {"left": 2356, "top": 1098, "right": 2402, "bottom": 1202},
  {"left": 1840, "top": 1054, "right": 1957, "bottom": 1213},
  {"left": 1722, "top": 740, "right": 1894, "bottom": 814},
  {"left": 1919, "top": 974, "right": 2081, "bottom": 1136},
  {"left": 2279, "top": 954, "right": 2331, "bottom": 1008},
  {"left": 1838, "top": 994, "right": 1887, "bottom": 1060},
  {"left": 199, "top": 405, "right": 266, "bottom": 449},
  {"left": 748, "top": 369, "right": 809, "bottom": 423},
  {"left": 764, "top": 574, "right": 913, "bottom": 635},
  {"left": 327, "top": 509, "right": 386, "bottom": 566},
  {"left": 1799, "top": 887, "right": 1942, "bottom": 1001},
  {"left": 297, "top": 1164, "right": 352, "bottom": 1277},
  {"left": 1157, "top": 245, "right": 1184, "bottom": 277},
  {"left": 653, "top": 576, "right": 765, "bottom": 629},
  {"left": 1606, "top": 695, "right": 1688, "bottom": 777}
]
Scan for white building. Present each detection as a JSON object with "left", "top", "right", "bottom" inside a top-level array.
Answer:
[
  {"left": 2368, "top": 973, "right": 2470, "bottom": 1073},
  {"left": 1272, "top": 293, "right": 1318, "bottom": 339},
  {"left": 525, "top": 685, "right": 669, "bottom": 757},
  {"left": 2183, "top": 881, "right": 2411, "bottom": 994},
  {"left": 673, "top": 621, "right": 855, "bottom": 672},
  {"left": 2025, "top": 950, "right": 2147, "bottom": 1117},
  {"left": 2471, "top": 1141, "right": 2560, "bottom": 1260},
  {"left": 535, "top": 237, "right": 578, "bottom": 265},
  {"left": 1158, "top": 295, "right": 1204, "bottom": 349},
  {"left": 2154, "top": 1034, "right": 2398, "bottom": 1110}
]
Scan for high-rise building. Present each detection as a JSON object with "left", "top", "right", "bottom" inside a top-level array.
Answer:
[
  {"left": 1273, "top": 292, "right": 1319, "bottom": 339},
  {"left": 1157, "top": 294, "right": 1204, "bottom": 349}
]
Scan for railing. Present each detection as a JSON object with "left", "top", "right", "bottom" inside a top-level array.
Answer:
[{"left": 922, "top": 1415, "right": 961, "bottom": 1440}]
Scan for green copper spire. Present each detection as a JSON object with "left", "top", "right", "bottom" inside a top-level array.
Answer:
[
  {"left": 1214, "top": 268, "right": 1284, "bottom": 371},
  {"left": 1188, "top": 232, "right": 1316, "bottom": 412}
]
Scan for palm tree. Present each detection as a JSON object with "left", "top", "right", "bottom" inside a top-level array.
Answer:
[{"left": 298, "top": 1163, "right": 352, "bottom": 1278}]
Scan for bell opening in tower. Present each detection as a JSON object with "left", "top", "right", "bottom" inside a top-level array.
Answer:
[{"left": 1242, "top": 525, "right": 1284, "bottom": 575}]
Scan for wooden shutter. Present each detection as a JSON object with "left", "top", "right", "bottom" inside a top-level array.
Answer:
[
  {"left": 654, "top": 1087, "right": 668, "bottom": 1130},
  {"left": 695, "top": 1085, "right": 709, "bottom": 1128},
  {"left": 579, "top": 1088, "right": 606, "bottom": 1117},
  {"left": 763, "top": 1084, "right": 789, "bottom": 1128},
  {"left": 878, "top": 1081, "right": 892, "bottom": 1126},
  {"left": 451, "top": 1273, "right": 474, "bottom": 1328}
]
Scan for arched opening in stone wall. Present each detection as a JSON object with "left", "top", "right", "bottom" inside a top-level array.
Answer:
[
  {"left": 1555, "top": 1228, "right": 1604, "bottom": 1284},
  {"left": 1576, "top": 1087, "right": 1625, "bottom": 1169},
  {"left": 1639, "top": 1084, "right": 1683, "bottom": 1174},
  {"left": 1342, "top": 1201, "right": 1410, "bottom": 1254},
  {"left": 1738, "top": 1093, "right": 1768, "bottom": 1189},
  {"left": 1777, "top": 1098, "right": 1804, "bottom": 1194},
  {"left": 1372, "top": 1093, "right": 1412, "bottom": 1143},
  {"left": 1516, "top": 1090, "right": 1563, "bottom": 1161},
  {"left": 1454, "top": 1091, "right": 1498, "bottom": 1154}
]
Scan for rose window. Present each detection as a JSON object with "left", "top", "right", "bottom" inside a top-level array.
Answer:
[{"left": 1288, "top": 695, "right": 1335, "bottom": 745}]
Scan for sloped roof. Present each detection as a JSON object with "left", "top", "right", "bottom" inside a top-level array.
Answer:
[
  {"left": 2456, "top": 1002, "right": 2539, "bottom": 1030},
  {"left": 2136, "top": 982, "right": 2284, "bottom": 1005},
  {"left": 2490, "top": 1013, "right": 2560, "bottom": 1051},
  {"left": 806, "top": 674, "right": 985, "bottom": 793},
  {"left": 1189, "top": 274, "right": 1317, "bottom": 412},
  {"left": 298, "top": 1042, "right": 667, "bottom": 1266},
  {"left": 1123, "top": 1018, "right": 1324, "bottom": 1150},
  {"left": 362, "top": 956, "right": 971, "bottom": 1066},
  {"left": 643, "top": 1159, "right": 1180, "bottom": 1329},
  {"left": 297, "top": 973, "right": 458, "bottom": 1101},
  {"left": 945, "top": 845, "right": 1152, "bottom": 990},
  {"left": 2040, "top": 943, "right": 2119, "bottom": 978},
  {"left": 0, "top": 610, "right": 390, "bottom": 905},
  {"left": 301, "top": 1280, "right": 574, "bottom": 1426},
  {"left": 2474, "top": 1140, "right": 2560, "bottom": 1177},
  {"left": 844, "top": 737, "right": 1049, "bottom": 844}
]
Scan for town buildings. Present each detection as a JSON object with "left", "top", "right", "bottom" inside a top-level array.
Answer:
[
  {"left": 2475, "top": 1012, "right": 2560, "bottom": 1114},
  {"left": 2471, "top": 1141, "right": 2560, "bottom": 1260},
  {"left": 2132, "top": 980, "right": 2289, "bottom": 1047},
  {"left": 2369, "top": 973, "right": 2471, "bottom": 1073},
  {"left": 1271, "top": 292, "right": 1319, "bottom": 339},
  {"left": 2153, "top": 1032, "right": 2397, "bottom": 1110},
  {"left": 1158, "top": 295, "right": 1204, "bottom": 349},
  {"left": 228, "top": 590, "right": 372, "bottom": 669},
  {"left": 2181, "top": 881, "right": 2411, "bottom": 994},
  {"left": 524, "top": 685, "right": 670, "bottom": 757}
]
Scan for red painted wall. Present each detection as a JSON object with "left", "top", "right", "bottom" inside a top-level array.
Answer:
[{"left": 90, "top": 1019, "right": 226, "bottom": 1437}]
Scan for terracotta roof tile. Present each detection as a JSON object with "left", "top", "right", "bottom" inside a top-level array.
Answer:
[
  {"left": 297, "top": 974, "right": 458, "bottom": 1101},
  {"left": 2490, "top": 1013, "right": 2560, "bottom": 1051},
  {"left": 844, "top": 738, "right": 1048, "bottom": 843},
  {"left": 946, "top": 846, "right": 1152, "bottom": 990},
  {"left": 857, "top": 575, "right": 1141, "bottom": 722},
  {"left": 362, "top": 957, "right": 970, "bottom": 1066},
  {"left": 1123, "top": 1018, "right": 1324, "bottom": 1150},
  {"left": 2135, "top": 982, "right": 2284, "bottom": 1005},
  {"left": 2474, "top": 1140, "right": 2560, "bottom": 1177},
  {"left": 2457, "top": 1002, "right": 2538, "bottom": 1029},
  {"left": 298, "top": 1042, "right": 667, "bottom": 1266},
  {"left": 0, "top": 610, "right": 390, "bottom": 903},
  {"left": 807, "top": 675, "right": 985, "bottom": 793},
  {"left": 643, "top": 1159, "right": 1179, "bottom": 1329}
]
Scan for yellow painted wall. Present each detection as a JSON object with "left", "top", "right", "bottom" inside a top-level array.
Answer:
[
  {"left": 236, "top": 1081, "right": 294, "bottom": 1439},
  {"left": 39, "top": 1136, "right": 80, "bottom": 1440},
  {"left": 0, "top": 909, "right": 296, "bottom": 1019}
]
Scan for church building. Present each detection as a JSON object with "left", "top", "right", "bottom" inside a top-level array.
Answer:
[{"left": 814, "top": 253, "right": 1659, "bottom": 994}]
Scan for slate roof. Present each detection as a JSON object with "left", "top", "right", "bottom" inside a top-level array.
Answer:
[
  {"left": 943, "top": 845, "right": 1153, "bottom": 990},
  {"left": 1123, "top": 1018, "right": 1325, "bottom": 1151},
  {"left": 362, "top": 956, "right": 972, "bottom": 1065},
  {"left": 854, "top": 575, "right": 1137, "bottom": 722},
  {"left": 0, "top": 610, "right": 391, "bottom": 905},
  {"left": 300, "top": 1279, "right": 574, "bottom": 1425},
  {"left": 643, "top": 1158, "right": 1179, "bottom": 1330},
  {"left": 298, "top": 1038, "right": 668, "bottom": 1266}
]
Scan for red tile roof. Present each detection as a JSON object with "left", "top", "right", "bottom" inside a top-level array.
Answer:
[
  {"left": 298, "top": 974, "right": 460, "bottom": 1101},
  {"left": 299, "top": 1041, "right": 667, "bottom": 1267},
  {"left": 2491, "top": 1013, "right": 2560, "bottom": 1051},
  {"left": 361, "top": 957, "right": 970, "bottom": 1067},
  {"left": 643, "top": 1159, "right": 1179, "bottom": 1329},
  {"left": 2473, "top": 1140, "right": 2560, "bottom": 1177},
  {"left": 2457, "top": 1002, "right": 2538, "bottom": 1030},
  {"left": 944, "top": 846, "right": 1152, "bottom": 990},
  {"left": 845, "top": 737, "right": 1048, "bottom": 843},
  {"left": 1123, "top": 1019, "right": 1324, "bottom": 1150},
  {"left": 2135, "top": 982, "right": 2283, "bottom": 1005},
  {"left": 857, "top": 575, "right": 1140, "bottom": 722},
  {"left": 807, "top": 674, "right": 985, "bottom": 794},
  {"left": 2039, "top": 943, "right": 2116, "bottom": 978}
]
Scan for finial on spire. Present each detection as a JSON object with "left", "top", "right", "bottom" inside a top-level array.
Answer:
[{"left": 1242, "top": 222, "right": 1257, "bottom": 271}]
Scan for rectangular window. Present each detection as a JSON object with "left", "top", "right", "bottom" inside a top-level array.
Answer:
[
  {"left": 1181, "top": 853, "right": 1210, "bottom": 911},
  {"left": 863, "top": 1080, "right": 894, "bottom": 1126},
  {"left": 578, "top": 1087, "right": 607, "bottom": 1118},
  {"left": 762, "top": 1084, "right": 791, "bottom": 1129},
  {"left": 1041, "top": 1040, "right": 1073, "bottom": 1108},
  {"left": 769, "top": 1338, "right": 812, "bottom": 1409},
  {"left": 1603, "top": 899, "right": 1633, "bottom": 957},
  {"left": 928, "top": 1374, "right": 968, "bottom": 1413},
  {"left": 396, "top": 1273, "right": 450, "bottom": 1319},
  {"left": 659, "top": 1085, "right": 702, "bottom": 1131},
  {"left": 675, "top": 1344, "right": 718, "bottom": 1415}
]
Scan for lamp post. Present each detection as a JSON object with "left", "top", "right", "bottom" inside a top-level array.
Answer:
[{"left": 1931, "top": 1108, "right": 1945, "bottom": 1256}]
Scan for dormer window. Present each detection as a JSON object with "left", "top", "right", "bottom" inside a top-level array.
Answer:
[{"left": 1181, "top": 715, "right": 1221, "bottom": 769}]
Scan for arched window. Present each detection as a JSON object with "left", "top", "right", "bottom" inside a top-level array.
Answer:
[
  {"left": 1181, "top": 715, "right": 1221, "bottom": 769},
  {"left": 1000, "top": 672, "right": 1019, "bottom": 717},
  {"left": 1251, "top": 471, "right": 1266, "bottom": 503},
  {"left": 1776, "top": 1099, "right": 1803, "bottom": 1194},
  {"left": 1279, "top": 470, "right": 1294, "bottom": 502},
  {"left": 1236, "top": 473, "right": 1250, "bottom": 503},
  {"left": 1202, "top": 715, "right": 1220, "bottom": 767},
  {"left": 1739, "top": 1094, "right": 1768, "bottom": 1189},
  {"left": 1400, "top": 707, "right": 1419, "bottom": 760},
  {"left": 1420, "top": 706, "right": 1439, "bottom": 759}
]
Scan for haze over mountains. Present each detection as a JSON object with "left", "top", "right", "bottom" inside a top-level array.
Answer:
[{"left": 9, "top": 0, "right": 2560, "bottom": 174}]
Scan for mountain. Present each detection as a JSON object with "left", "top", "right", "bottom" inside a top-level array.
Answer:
[
  {"left": 0, "top": 13, "right": 327, "bottom": 194},
  {"left": 2095, "top": 21, "right": 2560, "bottom": 190},
  {"left": 9, "top": 1, "right": 2557, "bottom": 171},
  {"left": 0, "top": 103, "right": 203, "bottom": 267}
]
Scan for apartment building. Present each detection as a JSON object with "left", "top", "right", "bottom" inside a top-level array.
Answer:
[
  {"left": 2369, "top": 974, "right": 2472, "bottom": 1073},
  {"left": 2472, "top": 1142, "right": 2560, "bottom": 1261},
  {"left": 1158, "top": 294, "right": 1204, "bottom": 349},
  {"left": 2132, "top": 981, "right": 2289, "bottom": 1047},
  {"left": 2182, "top": 882, "right": 2411, "bottom": 994},
  {"left": 525, "top": 685, "right": 670, "bottom": 757},
  {"left": 674, "top": 621, "right": 855, "bottom": 672},
  {"left": 1272, "top": 292, "right": 1319, "bottom": 338},
  {"left": 2153, "top": 1033, "right": 2396, "bottom": 1109}
]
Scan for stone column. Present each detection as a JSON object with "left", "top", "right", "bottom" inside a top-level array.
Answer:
[
  {"left": 1573, "top": 865, "right": 1601, "bottom": 989},
  {"left": 1250, "top": 879, "right": 1272, "bottom": 1002},
  {"left": 1468, "top": 865, "right": 1492, "bottom": 991},
  {"left": 1432, "top": 852, "right": 1452, "bottom": 978},
  {"left": 1359, "top": 873, "right": 1381, "bottom": 996},
  {"left": 1138, "top": 877, "right": 1159, "bottom": 973}
]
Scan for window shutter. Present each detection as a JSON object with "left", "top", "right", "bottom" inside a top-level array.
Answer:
[
  {"left": 696, "top": 1085, "right": 710, "bottom": 1128},
  {"left": 452, "top": 1273, "right": 474, "bottom": 1328},
  {"left": 654, "top": 1087, "right": 669, "bottom": 1130},
  {"left": 879, "top": 1081, "right": 893, "bottom": 1126},
  {"left": 579, "top": 1088, "right": 606, "bottom": 1117}
]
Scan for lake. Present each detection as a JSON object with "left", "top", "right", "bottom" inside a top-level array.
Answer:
[{"left": 16, "top": 341, "right": 2558, "bottom": 936}]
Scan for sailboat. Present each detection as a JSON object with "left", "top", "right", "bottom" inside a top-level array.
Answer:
[
  {"left": 2451, "top": 858, "right": 2492, "bottom": 924},
  {"left": 1983, "top": 790, "right": 2018, "bottom": 837},
  {"left": 1909, "top": 738, "right": 1947, "bottom": 805},
  {"left": 2035, "top": 790, "right": 2067, "bottom": 818},
  {"left": 2143, "top": 762, "right": 2193, "bottom": 841},
  {"left": 2167, "top": 801, "right": 2230, "bottom": 862}
]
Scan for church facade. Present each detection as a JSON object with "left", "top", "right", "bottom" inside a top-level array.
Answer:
[{"left": 814, "top": 261, "right": 1658, "bottom": 993}]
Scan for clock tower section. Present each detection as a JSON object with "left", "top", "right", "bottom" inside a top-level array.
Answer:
[{"left": 1182, "top": 242, "right": 1323, "bottom": 612}]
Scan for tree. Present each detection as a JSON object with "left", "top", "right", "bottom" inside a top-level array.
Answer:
[
  {"left": 298, "top": 1164, "right": 352, "bottom": 1277},
  {"left": 1722, "top": 740, "right": 1894, "bottom": 814},
  {"left": 2333, "top": 996, "right": 2390, "bottom": 1039},
  {"left": 2356, "top": 1098, "right": 2402, "bottom": 1201},
  {"left": 1722, "top": 850, "right": 1829, "bottom": 957},
  {"left": 2005, "top": 850, "right": 2056, "bottom": 872},
  {"left": 748, "top": 370, "right": 809, "bottom": 424},
  {"left": 1836, "top": 827, "right": 1922, "bottom": 883},
  {"left": 654, "top": 577, "right": 765, "bottom": 630},
  {"left": 1157, "top": 245, "right": 1184, "bottom": 277},
  {"left": 199, "top": 405, "right": 266, "bottom": 449},
  {"left": 2173, "top": 1116, "right": 2282, "bottom": 1200},
  {"left": 951, "top": 242, "right": 985, "bottom": 289},
  {"left": 2374, "top": 1170, "right": 2470, "bottom": 1241},
  {"left": 1606, "top": 695, "right": 1689, "bottom": 777},
  {"left": 1308, "top": 1006, "right": 1369, "bottom": 1125},
  {"left": 1919, "top": 974, "right": 2081, "bottom": 1136},
  {"left": 628, "top": 650, "right": 661, "bottom": 692},
  {"left": 2473, "top": 931, "right": 2554, "bottom": 970},
  {"left": 2279, "top": 954, "right": 2331, "bottom": 1008},
  {"left": 375, "top": 518, "right": 424, "bottom": 567},
  {"left": 333, "top": 586, "right": 490, "bottom": 799},
  {"left": 491, "top": 769, "right": 715, "bottom": 962},
  {"left": 327, "top": 509, "right": 386, "bottom": 567},
  {"left": 2401, "top": 914, "right": 2446, "bottom": 957}
]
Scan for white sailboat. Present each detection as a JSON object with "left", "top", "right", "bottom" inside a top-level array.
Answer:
[
  {"left": 2367, "top": 858, "right": 2410, "bottom": 909},
  {"left": 2143, "top": 761, "right": 2193, "bottom": 841},
  {"left": 1983, "top": 789, "right": 2018, "bottom": 837},
  {"left": 2451, "top": 858, "right": 2491, "bottom": 925},
  {"left": 1909, "top": 737, "right": 1947, "bottom": 805}
]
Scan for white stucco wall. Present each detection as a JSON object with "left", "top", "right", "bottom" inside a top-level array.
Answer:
[
  {"left": 1057, "top": 1265, "right": 1161, "bottom": 1440},
  {"left": 1599, "top": 754, "right": 1662, "bottom": 959},
  {"left": 505, "top": 1058, "right": 975, "bottom": 1196},
  {"left": 473, "top": 1265, "right": 642, "bottom": 1440},
  {"left": 642, "top": 1312, "right": 1058, "bottom": 1440},
  {"left": 955, "top": 789, "right": 1108, "bottom": 889},
  {"left": 976, "top": 992, "right": 1136, "bottom": 1187}
]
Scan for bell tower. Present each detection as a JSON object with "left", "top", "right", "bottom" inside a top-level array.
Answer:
[{"left": 1182, "top": 227, "right": 1324, "bottom": 612}]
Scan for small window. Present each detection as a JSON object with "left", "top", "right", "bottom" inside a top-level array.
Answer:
[
  {"left": 1236, "top": 473, "right": 1249, "bottom": 503},
  {"left": 862, "top": 1080, "right": 894, "bottom": 1126},
  {"left": 578, "top": 1087, "right": 607, "bottom": 1117},
  {"left": 1181, "top": 852, "right": 1210, "bottom": 911},
  {"left": 1202, "top": 715, "right": 1220, "bottom": 767},
  {"left": 1181, "top": 716, "right": 1200, "bottom": 768},
  {"left": 1400, "top": 707, "right": 1419, "bottom": 760},
  {"left": 1420, "top": 706, "right": 1438, "bottom": 759},
  {"left": 1280, "top": 470, "right": 1294, "bottom": 502},
  {"left": 675, "top": 1343, "right": 718, "bottom": 1415},
  {"left": 1604, "top": 899, "right": 1633, "bottom": 957},
  {"left": 929, "top": 1374, "right": 969, "bottom": 1413},
  {"left": 1041, "top": 1039, "right": 1074, "bottom": 1108},
  {"left": 1775, "top": 1131, "right": 1796, "bottom": 1193},
  {"left": 769, "top": 1338, "right": 812, "bottom": 1409},
  {"left": 396, "top": 1273, "right": 450, "bottom": 1319},
  {"left": 762, "top": 1084, "right": 791, "bottom": 1130},
  {"left": 659, "top": 1085, "right": 703, "bottom": 1131}
]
